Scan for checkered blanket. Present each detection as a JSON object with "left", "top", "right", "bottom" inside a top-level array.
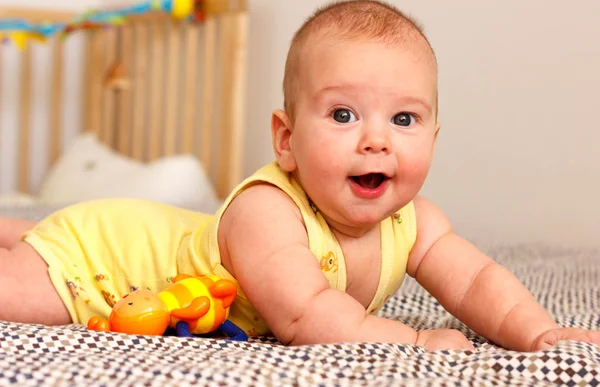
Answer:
[{"left": 1, "top": 205, "right": 599, "bottom": 386}]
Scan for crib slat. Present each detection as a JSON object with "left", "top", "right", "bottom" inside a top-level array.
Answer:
[
  {"left": 216, "top": 13, "right": 247, "bottom": 198},
  {"left": 101, "top": 28, "right": 118, "bottom": 148},
  {"left": 86, "top": 31, "right": 105, "bottom": 134},
  {"left": 18, "top": 45, "right": 32, "bottom": 193},
  {"left": 148, "top": 21, "right": 165, "bottom": 160},
  {"left": 131, "top": 23, "right": 148, "bottom": 161},
  {"left": 49, "top": 38, "right": 63, "bottom": 166},
  {"left": 201, "top": 16, "right": 216, "bottom": 174},
  {"left": 182, "top": 23, "right": 199, "bottom": 155},
  {"left": 228, "top": 12, "right": 248, "bottom": 191},
  {"left": 117, "top": 26, "right": 133, "bottom": 155},
  {"left": 216, "top": 15, "right": 233, "bottom": 198},
  {"left": 164, "top": 20, "right": 181, "bottom": 156}
]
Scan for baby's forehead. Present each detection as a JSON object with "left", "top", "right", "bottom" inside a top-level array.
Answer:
[
  {"left": 298, "top": 32, "right": 437, "bottom": 81},
  {"left": 301, "top": 27, "right": 435, "bottom": 67}
]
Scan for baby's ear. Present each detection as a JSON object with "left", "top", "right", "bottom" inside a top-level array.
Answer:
[{"left": 271, "top": 109, "right": 297, "bottom": 172}]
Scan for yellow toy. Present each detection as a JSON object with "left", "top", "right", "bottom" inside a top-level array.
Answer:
[
  {"left": 88, "top": 274, "right": 248, "bottom": 340},
  {"left": 171, "top": 0, "right": 195, "bottom": 19}
]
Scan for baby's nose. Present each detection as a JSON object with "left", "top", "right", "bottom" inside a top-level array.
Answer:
[
  {"left": 363, "top": 141, "right": 388, "bottom": 153},
  {"left": 360, "top": 127, "right": 391, "bottom": 154}
]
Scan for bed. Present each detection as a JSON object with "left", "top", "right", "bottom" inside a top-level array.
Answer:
[
  {"left": 2, "top": 4, "right": 600, "bottom": 387},
  {"left": 0, "top": 223, "right": 598, "bottom": 386}
]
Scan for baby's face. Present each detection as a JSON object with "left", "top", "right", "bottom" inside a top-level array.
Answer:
[{"left": 289, "top": 36, "right": 439, "bottom": 235}]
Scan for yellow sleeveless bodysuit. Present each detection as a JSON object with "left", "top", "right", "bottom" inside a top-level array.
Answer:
[{"left": 24, "top": 162, "right": 417, "bottom": 336}]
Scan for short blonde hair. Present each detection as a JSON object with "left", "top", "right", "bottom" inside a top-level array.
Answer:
[{"left": 283, "top": 0, "right": 436, "bottom": 121}]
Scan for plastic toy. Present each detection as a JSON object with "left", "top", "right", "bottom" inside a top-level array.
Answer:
[{"left": 87, "top": 274, "right": 248, "bottom": 341}]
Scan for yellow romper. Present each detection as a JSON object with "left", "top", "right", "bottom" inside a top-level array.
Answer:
[{"left": 23, "top": 162, "right": 417, "bottom": 336}]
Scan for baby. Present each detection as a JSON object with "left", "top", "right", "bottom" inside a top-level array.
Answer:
[{"left": 1, "top": 0, "right": 599, "bottom": 351}]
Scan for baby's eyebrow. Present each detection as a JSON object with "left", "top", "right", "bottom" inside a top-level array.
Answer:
[
  {"left": 313, "top": 84, "right": 358, "bottom": 100},
  {"left": 396, "top": 96, "right": 432, "bottom": 115},
  {"left": 314, "top": 84, "right": 433, "bottom": 114}
]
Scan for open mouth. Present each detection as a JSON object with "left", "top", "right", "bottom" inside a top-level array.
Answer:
[{"left": 350, "top": 173, "right": 389, "bottom": 189}]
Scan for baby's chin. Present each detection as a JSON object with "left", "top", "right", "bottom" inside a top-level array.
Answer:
[
  {"left": 348, "top": 210, "right": 387, "bottom": 225},
  {"left": 322, "top": 207, "right": 390, "bottom": 236}
]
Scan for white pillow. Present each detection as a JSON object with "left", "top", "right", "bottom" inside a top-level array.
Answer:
[
  {"left": 38, "top": 133, "right": 221, "bottom": 213},
  {"left": 0, "top": 192, "right": 40, "bottom": 206}
]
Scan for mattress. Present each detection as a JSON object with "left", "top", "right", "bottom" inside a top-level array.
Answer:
[{"left": 1, "top": 205, "right": 599, "bottom": 386}]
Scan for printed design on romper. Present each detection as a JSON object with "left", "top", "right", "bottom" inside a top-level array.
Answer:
[
  {"left": 247, "top": 328, "right": 258, "bottom": 336},
  {"left": 66, "top": 280, "right": 79, "bottom": 300},
  {"left": 310, "top": 203, "right": 319, "bottom": 214},
  {"left": 393, "top": 212, "right": 403, "bottom": 224},
  {"left": 369, "top": 296, "right": 390, "bottom": 314},
  {"left": 320, "top": 251, "right": 338, "bottom": 273},
  {"left": 102, "top": 291, "right": 117, "bottom": 308},
  {"left": 95, "top": 274, "right": 110, "bottom": 282},
  {"left": 307, "top": 198, "right": 319, "bottom": 214},
  {"left": 65, "top": 278, "right": 91, "bottom": 304}
]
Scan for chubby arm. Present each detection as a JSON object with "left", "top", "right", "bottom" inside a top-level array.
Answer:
[
  {"left": 407, "top": 196, "right": 560, "bottom": 351},
  {"left": 0, "top": 218, "right": 35, "bottom": 248},
  {"left": 218, "top": 184, "right": 420, "bottom": 346}
]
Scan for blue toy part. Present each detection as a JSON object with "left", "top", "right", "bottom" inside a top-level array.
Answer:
[
  {"left": 219, "top": 320, "right": 249, "bottom": 341},
  {"left": 175, "top": 320, "right": 248, "bottom": 341},
  {"left": 175, "top": 321, "right": 193, "bottom": 337}
]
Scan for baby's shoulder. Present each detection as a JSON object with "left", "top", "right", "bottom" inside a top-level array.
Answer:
[
  {"left": 217, "top": 183, "right": 311, "bottom": 276},
  {"left": 219, "top": 183, "right": 305, "bottom": 236},
  {"left": 405, "top": 195, "right": 454, "bottom": 275},
  {"left": 228, "top": 183, "right": 301, "bottom": 214}
]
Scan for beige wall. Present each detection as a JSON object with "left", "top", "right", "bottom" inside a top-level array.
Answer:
[{"left": 245, "top": 0, "right": 600, "bottom": 246}]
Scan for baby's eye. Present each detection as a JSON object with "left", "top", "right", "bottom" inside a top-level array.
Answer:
[
  {"left": 392, "top": 113, "right": 416, "bottom": 127},
  {"left": 332, "top": 109, "right": 357, "bottom": 123}
]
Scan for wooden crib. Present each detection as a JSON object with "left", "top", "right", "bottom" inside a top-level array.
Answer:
[{"left": 0, "top": 1, "right": 247, "bottom": 199}]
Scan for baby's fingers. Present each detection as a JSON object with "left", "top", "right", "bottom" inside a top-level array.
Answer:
[
  {"left": 417, "top": 329, "right": 474, "bottom": 351},
  {"left": 568, "top": 329, "right": 600, "bottom": 345},
  {"left": 533, "top": 328, "right": 600, "bottom": 351}
]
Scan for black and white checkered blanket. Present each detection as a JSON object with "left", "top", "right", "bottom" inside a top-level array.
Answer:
[{"left": 1, "top": 205, "right": 599, "bottom": 386}]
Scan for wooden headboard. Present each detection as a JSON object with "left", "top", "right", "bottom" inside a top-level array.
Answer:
[{"left": 0, "top": 1, "right": 247, "bottom": 199}]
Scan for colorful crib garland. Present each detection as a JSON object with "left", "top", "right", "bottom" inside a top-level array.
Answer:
[{"left": 0, "top": 0, "right": 203, "bottom": 48}]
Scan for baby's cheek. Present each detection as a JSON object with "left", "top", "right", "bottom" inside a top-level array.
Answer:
[
  {"left": 307, "top": 149, "right": 339, "bottom": 174},
  {"left": 405, "top": 148, "right": 433, "bottom": 171},
  {"left": 399, "top": 157, "right": 432, "bottom": 186}
]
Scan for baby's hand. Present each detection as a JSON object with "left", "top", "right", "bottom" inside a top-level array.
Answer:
[
  {"left": 532, "top": 328, "right": 600, "bottom": 351},
  {"left": 416, "top": 329, "right": 474, "bottom": 351}
]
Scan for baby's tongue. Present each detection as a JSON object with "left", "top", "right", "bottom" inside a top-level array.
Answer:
[{"left": 353, "top": 173, "right": 383, "bottom": 189}]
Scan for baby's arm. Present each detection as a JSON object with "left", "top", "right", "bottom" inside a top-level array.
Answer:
[
  {"left": 0, "top": 218, "right": 36, "bottom": 248},
  {"left": 408, "top": 196, "right": 600, "bottom": 351},
  {"left": 219, "top": 185, "right": 468, "bottom": 348}
]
